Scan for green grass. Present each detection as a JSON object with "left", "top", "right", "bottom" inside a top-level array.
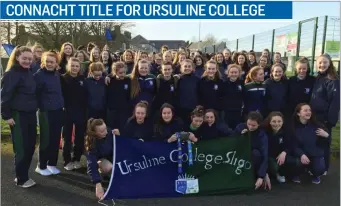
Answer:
[{"left": 1, "top": 119, "right": 340, "bottom": 150}]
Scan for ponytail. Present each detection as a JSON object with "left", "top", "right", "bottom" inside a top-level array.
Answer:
[{"left": 84, "top": 118, "right": 105, "bottom": 152}]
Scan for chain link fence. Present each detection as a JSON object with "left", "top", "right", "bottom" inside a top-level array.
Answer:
[{"left": 199, "top": 16, "right": 340, "bottom": 73}]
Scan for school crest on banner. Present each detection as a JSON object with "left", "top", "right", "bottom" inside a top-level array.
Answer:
[{"left": 103, "top": 135, "right": 254, "bottom": 200}]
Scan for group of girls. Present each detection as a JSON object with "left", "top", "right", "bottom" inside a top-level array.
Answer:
[{"left": 1, "top": 42, "right": 339, "bottom": 200}]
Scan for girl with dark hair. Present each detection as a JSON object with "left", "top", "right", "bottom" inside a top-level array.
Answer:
[
  {"left": 291, "top": 103, "right": 329, "bottom": 184},
  {"left": 201, "top": 109, "right": 233, "bottom": 140},
  {"left": 153, "top": 103, "right": 184, "bottom": 142},
  {"left": 84, "top": 118, "right": 119, "bottom": 200},
  {"left": 235, "top": 112, "right": 271, "bottom": 190},
  {"left": 263, "top": 112, "right": 298, "bottom": 183},
  {"left": 237, "top": 53, "right": 250, "bottom": 80},
  {"left": 193, "top": 55, "right": 205, "bottom": 78},
  {"left": 100, "top": 50, "right": 113, "bottom": 75}
]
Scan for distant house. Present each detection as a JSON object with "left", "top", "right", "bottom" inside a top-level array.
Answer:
[
  {"left": 188, "top": 41, "right": 227, "bottom": 53},
  {"left": 130, "top": 35, "right": 157, "bottom": 52},
  {"left": 148, "top": 40, "right": 188, "bottom": 51}
]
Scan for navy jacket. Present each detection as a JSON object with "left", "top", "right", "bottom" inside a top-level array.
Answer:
[
  {"left": 131, "top": 75, "right": 156, "bottom": 107},
  {"left": 61, "top": 74, "right": 87, "bottom": 109},
  {"left": 218, "top": 63, "right": 226, "bottom": 80},
  {"left": 123, "top": 118, "right": 154, "bottom": 141},
  {"left": 198, "top": 77, "right": 224, "bottom": 111},
  {"left": 235, "top": 123, "right": 268, "bottom": 178},
  {"left": 222, "top": 78, "right": 244, "bottom": 111},
  {"left": 172, "top": 63, "right": 181, "bottom": 75},
  {"left": 126, "top": 62, "right": 134, "bottom": 74},
  {"left": 30, "top": 59, "right": 41, "bottom": 74},
  {"left": 240, "top": 63, "right": 250, "bottom": 80},
  {"left": 59, "top": 60, "right": 67, "bottom": 75},
  {"left": 177, "top": 73, "right": 200, "bottom": 110},
  {"left": 287, "top": 75, "right": 315, "bottom": 113},
  {"left": 194, "top": 65, "right": 205, "bottom": 78},
  {"left": 85, "top": 130, "right": 113, "bottom": 184},
  {"left": 263, "top": 66, "right": 271, "bottom": 80},
  {"left": 266, "top": 127, "right": 293, "bottom": 158},
  {"left": 150, "top": 63, "right": 161, "bottom": 76},
  {"left": 243, "top": 82, "right": 266, "bottom": 115},
  {"left": 153, "top": 118, "right": 184, "bottom": 141},
  {"left": 153, "top": 75, "right": 178, "bottom": 110},
  {"left": 200, "top": 122, "right": 233, "bottom": 140},
  {"left": 310, "top": 73, "right": 340, "bottom": 127},
  {"left": 1, "top": 65, "right": 37, "bottom": 120},
  {"left": 293, "top": 122, "right": 328, "bottom": 158},
  {"left": 85, "top": 77, "right": 106, "bottom": 111},
  {"left": 264, "top": 78, "right": 288, "bottom": 114},
  {"left": 248, "top": 61, "right": 258, "bottom": 69},
  {"left": 34, "top": 69, "right": 64, "bottom": 111},
  {"left": 106, "top": 76, "right": 131, "bottom": 110}
]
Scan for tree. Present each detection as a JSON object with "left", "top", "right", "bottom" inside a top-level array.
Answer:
[
  {"left": 87, "top": 21, "right": 135, "bottom": 37},
  {"left": 203, "top": 33, "right": 218, "bottom": 45},
  {"left": 0, "top": 22, "right": 15, "bottom": 44}
]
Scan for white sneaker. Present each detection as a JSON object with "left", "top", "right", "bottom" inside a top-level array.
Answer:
[
  {"left": 35, "top": 167, "right": 53, "bottom": 176},
  {"left": 73, "top": 161, "right": 82, "bottom": 169},
  {"left": 47, "top": 166, "right": 61, "bottom": 175},
  {"left": 64, "top": 162, "right": 75, "bottom": 171},
  {"left": 17, "top": 179, "right": 36, "bottom": 188},
  {"left": 276, "top": 174, "right": 286, "bottom": 183}
]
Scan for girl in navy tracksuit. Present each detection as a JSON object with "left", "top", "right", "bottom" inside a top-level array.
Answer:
[
  {"left": 264, "top": 112, "right": 298, "bottom": 183},
  {"left": 185, "top": 106, "right": 205, "bottom": 142},
  {"left": 85, "top": 62, "right": 106, "bottom": 120},
  {"left": 34, "top": 51, "right": 64, "bottom": 176},
  {"left": 259, "top": 56, "right": 271, "bottom": 80},
  {"left": 222, "top": 64, "right": 244, "bottom": 129},
  {"left": 31, "top": 44, "right": 43, "bottom": 74},
  {"left": 106, "top": 62, "right": 131, "bottom": 132},
  {"left": 61, "top": 57, "right": 87, "bottom": 171},
  {"left": 201, "top": 109, "right": 233, "bottom": 140},
  {"left": 172, "top": 52, "right": 186, "bottom": 74},
  {"left": 223, "top": 48, "right": 232, "bottom": 69},
  {"left": 261, "top": 49, "right": 273, "bottom": 65},
  {"left": 1, "top": 46, "right": 37, "bottom": 188},
  {"left": 237, "top": 53, "right": 250, "bottom": 80},
  {"left": 214, "top": 52, "right": 226, "bottom": 78},
  {"left": 162, "top": 50, "right": 173, "bottom": 64},
  {"left": 248, "top": 51, "right": 258, "bottom": 69},
  {"left": 310, "top": 54, "right": 340, "bottom": 173},
  {"left": 235, "top": 112, "right": 271, "bottom": 190},
  {"left": 153, "top": 103, "right": 184, "bottom": 142},
  {"left": 100, "top": 50, "right": 113, "bottom": 75},
  {"left": 287, "top": 58, "right": 316, "bottom": 116},
  {"left": 59, "top": 42, "right": 75, "bottom": 75},
  {"left": 122, "top": 101, "right": 154, "bottom": 141},
  {"left": 153, "top": 62, "right": 179, "bottom": 115},
  {"left": 264, "top": 63, "right": 288, "bottom": 116},
  {"left": 273, "top": 52, "right": 287, "bottom": 72},
  {"left": 198, "top": 60, "right": 224, "bottom": 113},
  {"left": 84, "top": 118, "right": 119, "bottom": 200},
  {"left": 130, "top": 59, "right": 156, "bottom": 112},
  {"left": 150, "top": 54, "right": 162, "bottom": 76},
  {"left": 123, "top": 50, "right": 135, "bottom": 74},
  {"left": 292, "top": 103, "right": 330, "bottom": 184},
  {"left": 176, "top": 59, "right": 200, "bottom": 126},
  {"left": 243, "top": 66, "right": 266, "bottom": 118},
  {"left": 193, "top": 55, "right": 205, "bottom": 78}
]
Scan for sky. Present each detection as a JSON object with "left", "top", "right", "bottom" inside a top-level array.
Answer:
[{"left": 129, "top": 2, "right": 340, "bottom": 41}]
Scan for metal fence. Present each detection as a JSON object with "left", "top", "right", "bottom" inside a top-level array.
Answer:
[{"left": 201, "top": 16, "right": 340, "bottom": 73}]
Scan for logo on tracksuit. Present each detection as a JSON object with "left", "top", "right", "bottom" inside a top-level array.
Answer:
[
  {"left": 214, "top": 84, "right": 218, "bottom": 90},
  {"left": 238, "top": 85, "right": 242, "bottom": 91},
  {"left": 149, "top": 80, "right": 153, "bottom": 86},
  {"left": 79, "top": 81, "right": 83, "bottom": 86},
  {"left": 304, "top": 88, "right": 310, "bottom": 94},
  {"left": 170, "top": 85, "right": 174, "bottom": 92},
  {"left": 124, "top": 84, "right": 128, "bottom": 90}
]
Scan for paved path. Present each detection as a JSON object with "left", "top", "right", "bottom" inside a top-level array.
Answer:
[{"left": 1, "top": 144, "right": 340, "bottom": 206}]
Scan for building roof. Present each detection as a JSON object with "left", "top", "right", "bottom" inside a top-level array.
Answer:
[
  {"left": 131, "top": 35, "right": 150, "bottom": 45},
  {"left": 148, "top": 40, "right": 187, "bottom": 50}
]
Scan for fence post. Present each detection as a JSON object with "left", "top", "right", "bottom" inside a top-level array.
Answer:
[
  {"left": 296, "top": 22, "right": 302, "bottom": 61},
  {"left": 236, "top": 39, "right": 239, "bottom": 51},
  {"left": 252, "top": 34, "right": 255, "bottom": 51},
  {"left": 311, "top": 17, "right": 319, "bottom": 75},
  {"left": 271, "top": 29, "right": 275, "bottom": 57},
  {"left": 321, "top": 15, "right": 328, "bottom": 55}
]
